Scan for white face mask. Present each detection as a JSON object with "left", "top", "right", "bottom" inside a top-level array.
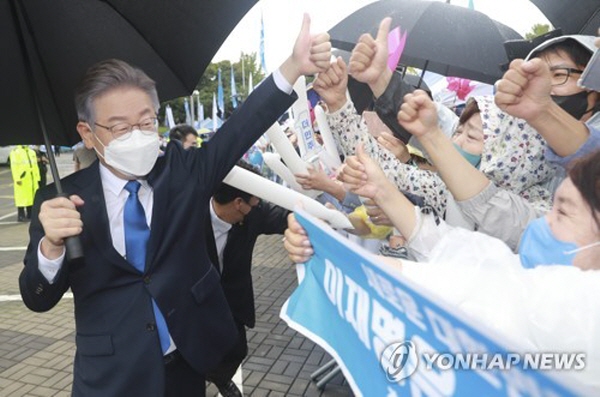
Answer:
[{"left": 94, "top": 130, "right": 160, "bottom": 178}]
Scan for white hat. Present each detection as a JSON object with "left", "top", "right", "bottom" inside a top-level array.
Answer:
[{"left": 525, "top": 35, "right": 597, "bottom": 61}]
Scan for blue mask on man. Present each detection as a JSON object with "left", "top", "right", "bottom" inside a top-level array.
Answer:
[
  {"left": 518, "top": 216, "right": 600, "bottom": 268},
  {"left": 453, "top": 143, "right": 481, "bottom": 169}
]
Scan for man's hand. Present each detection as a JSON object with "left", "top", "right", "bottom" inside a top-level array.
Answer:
[
  {"left": 349, "top": 17, "right": 392, "bottom": 97},
  {"left": 312, "top": 57, "right": 349, "bottom": 112},
  {"left": 39, "top": 195, "right": 84, "bottom": 259},
  {"left": 494, "top": 58, "right": 553, "bottom": 122},
  {"left": 280, "top": 14, "right": 332, "bottom": 84},
  {"left": 377, "top": 131, "right": 411, "bottom": 163},
  {"left": 283, "top": 213, "right": 313, "bottom": 263},
  {"left": 397, "top": 90, "right": 440, "bottom": 139}
]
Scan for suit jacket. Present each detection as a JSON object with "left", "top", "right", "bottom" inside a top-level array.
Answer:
[
  {"left": 206, "top": 202, "right": 289, "bottom": 328},
  {"left": 19, "top": 76, "right": 297, "bottom": 397}
]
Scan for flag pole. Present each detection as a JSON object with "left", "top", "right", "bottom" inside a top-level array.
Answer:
[{"left": 241, "top": 57, "right": 246, "bottom": 90}]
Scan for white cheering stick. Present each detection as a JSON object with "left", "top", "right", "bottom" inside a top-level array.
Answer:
[
  {"left": 264, "top": 123, "right": 319, "bottom": 198},
  {"left": 265, "top": 122, "right": 309, "bottom": 175},
  {"left": 224, "top": 166, "right": 352, "bottom": 229},
  {"left": 313, "top": 104, "right": 342, "bottom": 169},
  {"left": 262, "top": 152, "right": 303, "bottom": 192}
]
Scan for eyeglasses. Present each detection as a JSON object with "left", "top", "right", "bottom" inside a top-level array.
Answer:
[
  {"left": 244, "top": 197, "right": 261, "bottom": 209},
  {"left": 94, "top": 116, "right": 158, "bottom": 140},
  {"left": 241, "top": 197, "right": 261, "bottom": 212},
  {"left": 550, "top": 67, "right": 584, "bottom": 86}
]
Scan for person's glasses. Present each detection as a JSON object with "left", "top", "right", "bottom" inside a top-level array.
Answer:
[
  {"left": 94, "top": 116, "right": 158, "bottom": 140},
  {"left": 241, "top": 197, "right": 261, "bottom": 213},
  {"left": 550, "top": 67, "right": 584, "bottom": 86}
]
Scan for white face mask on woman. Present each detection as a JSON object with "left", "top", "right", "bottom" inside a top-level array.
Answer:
[{"left": 94, "top": 129, "right": 160, "bottom": 178}]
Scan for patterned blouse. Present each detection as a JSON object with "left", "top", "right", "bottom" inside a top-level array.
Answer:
[
  {"left": 327, "top": 100, "right": 449, "bottom": 216},
  {"left": 325, "top": 96, "right": 556, "bottom": 217}
]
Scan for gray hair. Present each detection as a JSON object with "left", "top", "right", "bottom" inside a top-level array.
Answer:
[{"left": 75, "top": 59, "right": 160, "bottom": 125}]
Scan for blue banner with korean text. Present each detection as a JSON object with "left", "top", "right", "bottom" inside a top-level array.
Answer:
[{"left": 280, "top": 209, "right": 583, "bottom": 397}]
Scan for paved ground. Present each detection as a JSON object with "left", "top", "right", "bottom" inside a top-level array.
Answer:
[{"left": 0, "top": 156, "right": 353, "bottom": 396}]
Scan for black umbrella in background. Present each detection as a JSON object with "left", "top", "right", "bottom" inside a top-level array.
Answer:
[
  {"left": 2, "top": 0, "right": 257, "bottom": 260},
  {"left": 530, "top": 0, "right": 600, "bottom": 35},
  {"left": 328, "top": 0, "right": 523, "bottom": 85}
]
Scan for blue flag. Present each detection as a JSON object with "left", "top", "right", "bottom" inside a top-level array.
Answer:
[
  {"left": 198, "top": 102, "right": 204, "bottom": 124},
  {"left": 260, "top": 13, "right": 267, "bottom": 74},
  {"left": 231, "top": 65, "right": 238, "bottom": 109},
  {"left": 183, "top": 98, "right": 191, "bottom": 125},
  {"left": 468, "top": 0, "right": 474, "bottom": 10},
  {"left": 217, "top": 69, "right": 225, "bottom": 116},
  {"left": 212, "top": 92, "right": 218, "bottom": 132}
]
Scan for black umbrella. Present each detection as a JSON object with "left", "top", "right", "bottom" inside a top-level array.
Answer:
[
  {"left": 530, "top": 0, "right": 600, "bottom": 35},
  {"left": 3, "top": 0, "right": 257, "bottom": 146},
  {"left": 328, "top": 0, "right": 523, "bottom": 85},
  {"left": 2, "top": 0, "right": 257, "bottom": 260}
]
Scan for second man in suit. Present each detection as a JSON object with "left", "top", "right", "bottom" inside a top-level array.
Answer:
[{"left": 205, "top": 161, "right": 289, "bottom": 397}]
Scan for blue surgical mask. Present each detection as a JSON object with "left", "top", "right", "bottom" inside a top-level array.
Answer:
[
  {"left": 453, "top": 143, "right": 481, "bottom": 168},
  {"left": 518, "top": 216, "right": 600, "bottom": 268}
]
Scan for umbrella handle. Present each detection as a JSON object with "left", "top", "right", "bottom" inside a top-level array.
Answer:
[
  {"left": 55, "top": 193, "right": 85, "bottom": 263},
  {"left": 65, "top": 235, "right": 85, "bottom": 263}
]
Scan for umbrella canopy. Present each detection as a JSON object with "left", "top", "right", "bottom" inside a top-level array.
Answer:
[
  {"left": 1, "top": 0, "right": 257, "bottom": 146},
  {"left": 530, "top": 0, "right": 600, "bottom": 35},
  {"left": 328, "top": 0, "right": 522, "bottom": 85}
]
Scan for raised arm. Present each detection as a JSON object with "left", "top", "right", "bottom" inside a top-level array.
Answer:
[
  {"left": 397, "top": 90, "right": 489, "bottom": 201},
  {"left": 495, "top": 58, "right": 590, "bottom": 158},
  {"left": 314, "top": 60, "right": 450, "bottom": 215}
]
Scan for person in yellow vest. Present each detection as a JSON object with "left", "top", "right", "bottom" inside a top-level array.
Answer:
[{"left": 9, "top": 145, "right": 40, "bottom": 222}]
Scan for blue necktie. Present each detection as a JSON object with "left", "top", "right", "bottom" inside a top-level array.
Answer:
[{"left": 124, "top": 181, "right": 170, "bottom": 353}]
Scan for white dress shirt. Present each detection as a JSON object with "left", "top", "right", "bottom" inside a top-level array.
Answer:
[{"left": 209, "top": 199, "right": 232, "bottom": 272}]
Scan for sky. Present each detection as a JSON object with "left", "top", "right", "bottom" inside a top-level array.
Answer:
[{"left": 212, "top": 0, "right": 551, "bottom": 72}]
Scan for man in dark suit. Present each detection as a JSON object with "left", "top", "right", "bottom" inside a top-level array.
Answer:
[
  {"left": 204, "top": 161, "right": 289, "bottom": 397},
  {"left": 18, "top": 15, "right": 331, "bottom": 397}
]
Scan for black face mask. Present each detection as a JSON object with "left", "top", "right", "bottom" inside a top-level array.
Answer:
[{"left": 551, "top": 91, "right": 591, "bottom": 120}]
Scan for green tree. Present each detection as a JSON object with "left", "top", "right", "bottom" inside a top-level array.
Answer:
[
  {"left": 160, "top": 52, "right": 265, "bottom": 128},
  {"left": 525, "top": 23, "right": 551, "bottom": 40}
]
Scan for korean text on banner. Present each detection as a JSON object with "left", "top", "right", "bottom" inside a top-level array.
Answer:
[{"left": 280, "top": 209, "right": 582, "bottom": 397}]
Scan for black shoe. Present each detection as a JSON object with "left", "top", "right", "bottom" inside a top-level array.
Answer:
[
  {"left": 17, "top": 216, "right": 26, "bottom": 222},
  {"left": 215, "top": 380, "right": 242, "bottom": 397}
]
